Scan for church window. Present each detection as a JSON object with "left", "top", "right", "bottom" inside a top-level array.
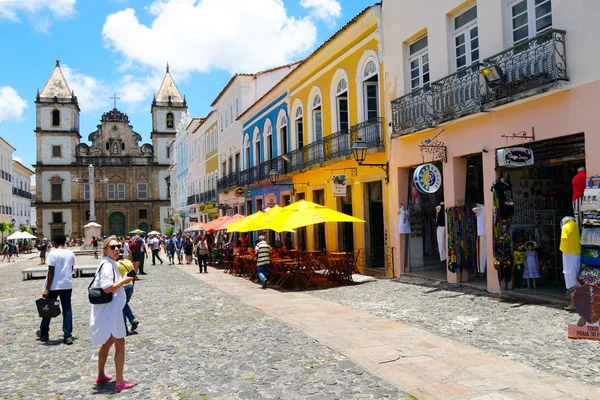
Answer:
[
  {"left": 139, "top": 209, "right": 148, "bottom": 219},
  {"left": 118, "top": 183, "right": 125, "bottom": 199},
  {"left": 106, "top": 143, "right": 110, "bottom": 151},
  {"left": 167, "top": 113, "right": 174, "bottom": 128},
  {"left": 166, "top": 146, "right": 171, "bottom": 158},
  {"left": 108, "top": 184, "right": 116, "bottom": 200},
  {"left": 52, "top": 145, "right": 61, "bottom": 158},
  {"left": 121, "top": 143, "right": 125, "bottom": 151},
  {"left": 52, "top": 110, "right": 60, "bottom": 126},
  {"left": 137, "top": 183, "right": 148, "bottom": 199},
  {"left": 51, "top": 183, "right": 62, "bottom": 201},
  {"left": 52, "top": 212, "right": 63, "bottom": 223},
  {"left": 84, "top": 184, "right": 90, "bottom": 200}
]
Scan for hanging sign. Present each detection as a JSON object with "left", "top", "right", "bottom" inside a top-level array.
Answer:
[
  {"left": 497, "top": 147, "right": 534, "bottom": 167},
  {"left": 331, "top": 174, "right": 347, "bottom": 197},
  {"left": 568, "top": 284, "right": 600, "bottom": 341},
  {"left": 413, "top": 164, "right": 442, "bottom": 194},
  {"left": 234, "top": 187, "right": 245, "bottom": 197},
  {"left": 265, "top": 193, "right": 277, "bottom": 208}
]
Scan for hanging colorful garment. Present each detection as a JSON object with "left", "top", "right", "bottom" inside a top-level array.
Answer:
[{"left": 446, "top": 206, "right": 477, "bottom": 274}]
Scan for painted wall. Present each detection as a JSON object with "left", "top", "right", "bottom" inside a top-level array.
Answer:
[
  {"left": 38, "top": 105, "right": 75, "bottom": 131},
  {"left": 41, "top": 209, "right": 72, "bottom": 238},
  {"left": 38, "top": 135, "right": 76, "bottom": 165},
  {"left": 40, "top": 171, "right": 71, "bottom": 202}
]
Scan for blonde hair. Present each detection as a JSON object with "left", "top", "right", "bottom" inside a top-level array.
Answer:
[{"left": 102, "top": 235, "right": 119, "bottom": 251}]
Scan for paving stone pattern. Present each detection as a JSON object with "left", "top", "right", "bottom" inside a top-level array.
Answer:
[
  {"left": 309, "top": 276, "right": 600, "bottom": 387},
  {"left": 0, "top": 255, "right": 404, "bottom": 399}
]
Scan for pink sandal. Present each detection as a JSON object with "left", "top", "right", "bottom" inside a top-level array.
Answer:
[
  {"left": 93, "top": 375, "right": 112, "bottom": 385},
  {"left": 115, "top": 382, "right": 136, "bottom": 391}
]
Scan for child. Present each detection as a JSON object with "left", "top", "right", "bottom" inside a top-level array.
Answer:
[
  {"left": 523, "top": 241, "right": 540, "bottom": 289},
  {"left": 512, "top": 242, "right": 526, "bottom": 289}
]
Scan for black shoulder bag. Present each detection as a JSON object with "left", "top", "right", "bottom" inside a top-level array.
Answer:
[{"left": 88, "top": 262, "right": 116, "bottom": 304}]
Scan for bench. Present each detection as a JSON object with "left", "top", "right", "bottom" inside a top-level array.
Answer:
[
  {"left": 74, "top": 264, "right": 98, "bottom": 277},
  {"left": 22, "top": 266, "right": 48, "bottom": 281}
]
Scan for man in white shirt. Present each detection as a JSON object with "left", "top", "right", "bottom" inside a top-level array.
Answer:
[
  {"left": 150, "top": 235, "right": 163, "bottom": 265},
  {"left": 36, "top": 233, "right": 77, "bottom": 344}
]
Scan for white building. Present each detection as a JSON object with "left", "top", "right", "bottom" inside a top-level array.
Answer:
[
  {"left": 0, "top": 137, "right": 15, "bottom": 236},
  {"left": 11, "top": 160, "right": 34, "bottom": 230}
]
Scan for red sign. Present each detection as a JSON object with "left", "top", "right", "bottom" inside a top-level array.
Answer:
[
  {"left": 265, "top": 193, "right": 277, "bottom": 208},
  {"left": 234, "top": 187, "right": 245, "bottom": 197}
]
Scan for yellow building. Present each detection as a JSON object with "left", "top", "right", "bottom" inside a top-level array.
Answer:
[{"left": 286, "top": 4, "right": 389, "bottom": 275}]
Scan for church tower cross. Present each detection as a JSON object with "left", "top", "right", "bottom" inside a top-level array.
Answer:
[{"left": 110, "top": 93, "right": 120, "bottom": 109}]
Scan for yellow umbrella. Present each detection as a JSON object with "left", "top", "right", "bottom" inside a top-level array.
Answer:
[
  {"left": 233, "top": 205, "right": 286, "bottom": 232},
  {"left": 263, "top": 200, "right": 365, "bottom": 232},
  {"left": 226, "top": 210, "right": 265, "bottom": 233}
]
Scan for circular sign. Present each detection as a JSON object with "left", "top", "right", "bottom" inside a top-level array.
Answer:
[{"left": 413, "top": 164, "right": 442, "bottom": 193}]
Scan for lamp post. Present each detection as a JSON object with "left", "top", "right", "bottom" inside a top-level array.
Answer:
[{"left": 351, "top": 138, "right": 389, "bottom": 183}]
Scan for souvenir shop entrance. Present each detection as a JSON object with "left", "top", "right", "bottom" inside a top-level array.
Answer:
[
  {"left": 406, "top": 162, "right": 446, "bottom": 279},
  {"left": 494, "top": 133, "right": 585, "bottom": 296}
]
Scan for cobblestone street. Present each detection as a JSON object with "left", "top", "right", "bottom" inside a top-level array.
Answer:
[
  {"left": 0, "top": 254, "right": 402, "bottom": 399},
  {"left": 309, "top": 276, "right": 600, "bottom": 386}
]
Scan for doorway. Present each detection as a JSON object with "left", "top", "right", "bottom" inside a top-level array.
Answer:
[
  {"left": 337, "top": 187, "right": 354, "bottom": 252},
  {"left": 366, "top": 181, "right": 384, "bottom": 268},
  {"left": 296, "top": 192, "right": 306, "bottom": 250},
  {"left": 109, "top": 212, "right": 126, "bottom": 237},
  {"left": 313, "top": 189, "right": 326, "bottom": 251}
]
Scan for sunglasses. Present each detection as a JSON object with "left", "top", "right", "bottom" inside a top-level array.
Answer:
[{"left": 109, "top": 244, "right": 122, "bottom": 250}]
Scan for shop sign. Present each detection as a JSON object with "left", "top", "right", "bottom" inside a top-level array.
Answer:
[
  {"left": 568, "top": 284, "right": 600, "bottom": 341},
  {"left": 234, "top": 187, "right": 245, "bottom": 197},
  {"left": 497, "top": 147, "right": 534, "bottom": 167},
  {"left": 265, "top": 193, "right": 277, "bottom": 208},
  {"left": 189, "top": 217, "right": 198, "bottom": 223},
  {"left": 189, "top": 207, "right": 196, "bottom": 215},
  {"left": 413, "top": 164, "right": 442, "bottom": 194},
  {"left": 331, "top": 174, "right": 347, "bottom": 197},
  {"left": 198, "top": 204, "right": 216, "bottom": 213}
]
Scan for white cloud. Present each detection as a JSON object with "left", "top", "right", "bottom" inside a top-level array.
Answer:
[
  {"left": 102, "top": 0, "right": 318, "bottom": 74},
  {"left": 0, "top": 86, "right": 28, "bottom": 123},
  {"left": 61, "top": 65, "right": 112, "bottom": 113},
  {"left": 301, "top": 0, "right": 341, "bottom": 22},
  {"left": 0, "top": 0, "right": 76, "bottom": 32}
]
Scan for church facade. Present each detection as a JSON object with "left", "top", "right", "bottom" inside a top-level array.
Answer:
[{"left": 34, "top": 60, "right": 186, "bottom": 238}]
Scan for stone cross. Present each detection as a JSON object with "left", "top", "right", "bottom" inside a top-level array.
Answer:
[
  {"left": 73, "top": 164, "right": 109, "bottom": 222},
  {"left": 110, "top": 93, "right": 120, "bottom": 109}
]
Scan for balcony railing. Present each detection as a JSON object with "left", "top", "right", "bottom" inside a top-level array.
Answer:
[
  {"left": 12, "top": 187, "right": 32, "bottom": 199},
  {"left": 392, "top": 29, "right": 568, "bottom": 137},
  {"left": 218, "top": 118, "right": 384, "bottom": 192},
  {"left": 187, "top": 194, "right": 198, "bottom": 206}
]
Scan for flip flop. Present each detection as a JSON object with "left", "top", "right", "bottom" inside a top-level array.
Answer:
[
  {"left": 115, "top": 382, "right": 136, "bottom": 391},
  {"left": 93, "top": 375, "right": 113, "bottom": 385}
]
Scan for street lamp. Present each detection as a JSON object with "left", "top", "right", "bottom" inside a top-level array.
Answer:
[
  {"left": 351, "top": 137, "right": 389, "bottom": 183},
  {"left": 481, "top": 65, "right": 504, "bottom": 88}
]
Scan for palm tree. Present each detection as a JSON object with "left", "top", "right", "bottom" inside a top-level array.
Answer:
[{"left": 0, "top": 221, "right": 11, "bottom": 242}]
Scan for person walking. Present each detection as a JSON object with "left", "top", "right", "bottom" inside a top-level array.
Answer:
[
  {"left": 128, "top": 230, "right": 147, "bottom": 275},
  {"left": 36, "top": 233, "right": 76, "bottom": 344},
  {"left": 91, "top": 236, "right": 99, "bottom": 259},
  {"left": 90, "top": 237, "right": 136, "bottom": 391},
  {"left": 175, "top": 233, "right": 184, "bottom": 265},
  {"left": 183, "top": 236, "right": 194, "bottom": 265},
  {"left": 255, "top": 235, "right": 270, "bottom": 289},
  {"left": 195, "top": 235, "right": 209, "bottom": 273},
  {"left": 150, "top": 235, "right": 163, "bottom": 265},
  {"left": 165, "top": 235, "right": 175, "bottom": 265},
  {"left": 38, "top": 238, "right": 48, "bottom": 265},
  {"left": 116, "top": 249, "right": 139, "bottom": 336}
]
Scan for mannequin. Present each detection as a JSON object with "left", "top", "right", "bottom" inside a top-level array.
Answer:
[
  {"left": 572, "top": 166, "right": 586, "bottom": 226},
  {"left": 492, "top": 177, "right": 514, "bottom": 218},
  {"left": 473, "top": 203, "right": 486, "bottom": 274},
  {"left": 560, "top": 216, "right": 581, "bottom": 311},
  {"left": 435, "top": 202, "right": 446, "bottom": 262},
  {"left": 397, "top": 206, "right": 411, "bottom": 234}
]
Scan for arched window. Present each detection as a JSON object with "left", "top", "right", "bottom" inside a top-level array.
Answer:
[
  {"left": 363, "top": 59, "right": 379, "bottom": 121},
  {"left": 295, "top": 105, "right": 304, "bottom": 150},
  {"left": 278, "top": 112, "right": 288, "bottom": 155},
  {"left": 336, "top": 78, "right": 349, "bottom": 131},
  {"left": 253, "top": 127, "right": 261, "bottom": 166},
  {"left": 311, "top": 92, "right": 322, "bottom": 142},
  {"left": 52, "top": 110, "right": 60, "bottom": 127},
  {"left": 243, "top": 134, "right": 251, "bottom": 169},
  {"left": 166, "top": 112, "right": 174, "bottom": 128},
  {"left": 264, "top": 120, "right": 273, "bottom": 161}
]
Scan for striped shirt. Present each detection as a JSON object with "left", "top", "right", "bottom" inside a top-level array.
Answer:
[{"left": 255, "top": 240, "right": 270, "bottom": 267}]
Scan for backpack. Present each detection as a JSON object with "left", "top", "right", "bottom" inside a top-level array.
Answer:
[{"left": 129, "top": 236, "right": 140, "bottom": 254}]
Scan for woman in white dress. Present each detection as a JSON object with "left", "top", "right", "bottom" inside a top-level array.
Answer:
[{"left": 90, "top": 236, "right": 136, "bottom": 391}]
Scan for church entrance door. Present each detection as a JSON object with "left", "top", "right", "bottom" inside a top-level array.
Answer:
[{"left": 108, "top": 212, "right": 126, "bottom": 237}]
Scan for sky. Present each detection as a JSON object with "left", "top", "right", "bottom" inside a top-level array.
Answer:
[{"left": 0, "top": 0, "right": 375, "bottom": 171}]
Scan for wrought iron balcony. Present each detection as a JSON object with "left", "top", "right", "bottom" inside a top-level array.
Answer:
[
  {"left": 221, "top": 118, "right": 383, "bottom": 190},
  {"left": 186, "top": 194, "right": 198, "bottom": 206},
  {"left": 392, "top": 29, "right": 568, "bottom": 137}
]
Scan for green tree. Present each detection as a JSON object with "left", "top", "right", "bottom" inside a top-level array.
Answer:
[
  {"left": 20, "top": 225, "right": 33, "bottom": 234},
  {"left": 0, "top": 221, "right": 12, "bottom": 241}
]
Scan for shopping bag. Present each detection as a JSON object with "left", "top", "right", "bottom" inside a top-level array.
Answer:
[
  {"left": 581, "top": 188, "right": 600, "bottom": 212},
  {"left": 36, "top": 298, "right": 61, "bottom": 318}
]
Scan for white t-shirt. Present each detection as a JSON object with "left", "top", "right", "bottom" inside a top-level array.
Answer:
[
  {"left": 42, "top": 248, "right": 77, "bottom": 290},
  {"left": 398, "top": 209, "right": 411, "bottom": 234},
  {"left": 476, "top": 207, "right": 486, "bottom": 237},
  {"left": 151, "top": 237, "right": 160, "bottom": 250}
]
